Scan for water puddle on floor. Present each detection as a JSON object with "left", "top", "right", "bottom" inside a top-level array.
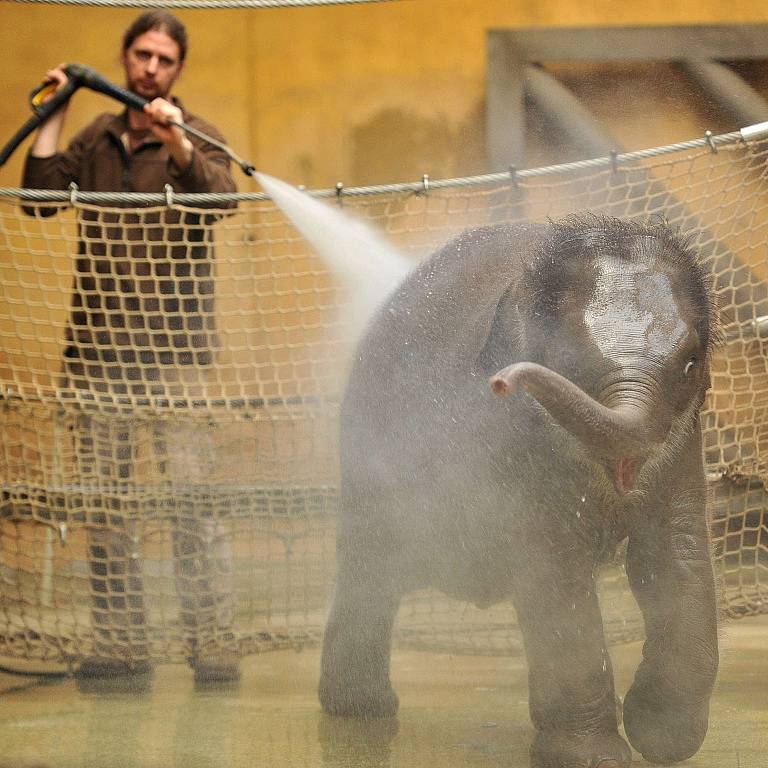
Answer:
[{"left": 1, "top": 617, "right": 766, "bottom": 767}]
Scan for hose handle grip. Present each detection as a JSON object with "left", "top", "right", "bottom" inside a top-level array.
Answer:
[{"left": 28, "top": 76, "right": 81, "bottom": 119}]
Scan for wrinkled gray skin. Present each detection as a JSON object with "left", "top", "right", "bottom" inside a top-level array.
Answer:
[{"left": 319, "top": 216, "right": 719, "bottom": 768}]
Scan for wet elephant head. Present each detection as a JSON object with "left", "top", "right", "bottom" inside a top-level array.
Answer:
[{"left": 487, "top": 219, "right": 716, "bottom": 494}]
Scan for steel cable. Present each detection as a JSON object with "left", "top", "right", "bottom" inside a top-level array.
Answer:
[
  {"left": 0, "top": 125, "right": 754, "bottom": 206},
  {"left": 5, "top": 0, "right": 405, "bottom": 8}
]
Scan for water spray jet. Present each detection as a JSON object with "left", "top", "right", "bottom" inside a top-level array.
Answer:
[{"left": 255, "top": 172, "right": 411, "bottom": 340}]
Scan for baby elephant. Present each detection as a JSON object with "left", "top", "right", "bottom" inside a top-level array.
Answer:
[{"left": 319, "top": 215, "right": 719, "bottom": 768}]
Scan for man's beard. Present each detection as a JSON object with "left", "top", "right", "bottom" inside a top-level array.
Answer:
[{"left": 127, "top": 77, "right": 169, "bottom": 101}]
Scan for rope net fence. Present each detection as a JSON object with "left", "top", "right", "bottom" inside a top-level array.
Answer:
[{"left": 1, "top": 131, "right": 767, "bottom": 667}]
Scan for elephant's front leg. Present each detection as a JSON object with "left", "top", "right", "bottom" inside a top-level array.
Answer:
[
  {"left": 512, "top": 549, "right": 632, "bottom": 768},
  {"left": 319, "top": 544, "right": 401, "bottom": 719},
  {"left": 623, "top": 425, "right": 718, "bottom": 763}
]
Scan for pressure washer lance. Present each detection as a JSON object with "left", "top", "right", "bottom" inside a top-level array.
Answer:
[{"left": 0, "top": 63, "right": 257, "bottom": 177}]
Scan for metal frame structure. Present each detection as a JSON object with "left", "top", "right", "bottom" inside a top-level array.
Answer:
[{"left": 486, "top": 23, "right": 768, "bottom": 169}]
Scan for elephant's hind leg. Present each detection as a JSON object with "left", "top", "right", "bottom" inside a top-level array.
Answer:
[{"left": 319, "top": 557, "right": 401, "bottom": 718}]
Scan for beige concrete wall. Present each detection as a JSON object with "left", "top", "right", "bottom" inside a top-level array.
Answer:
[{"left": 2, "top": 1, "right": 768, "bottom": 190}]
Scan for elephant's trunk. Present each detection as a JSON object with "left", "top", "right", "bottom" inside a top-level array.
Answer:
[{"left": 490, "top": 362, "right": 667, "bottom": 492}]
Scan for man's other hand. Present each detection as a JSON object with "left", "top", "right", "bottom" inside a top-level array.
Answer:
[
  {"left": 29, "top": 63, "right": 71, "bottom": 157},
  {"left": 144, "top": 98, "right": 193, "bottom": 169},
  {"left": 38, "top": 64, "right": 70, "bottom": 102}
]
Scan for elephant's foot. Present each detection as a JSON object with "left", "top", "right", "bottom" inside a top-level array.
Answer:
[
  {"left": 318, "top": 674, "right": 399, "bottom": 719},
  {"left": 531, "top": 729, "right": 632, "bottom": 768},
  {"left": 622, "top": 683, "right": 709, "bottom": 763}
]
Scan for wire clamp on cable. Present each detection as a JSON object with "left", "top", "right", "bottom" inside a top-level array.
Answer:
[
  {"left": 68, "top": 181, "right": 79, "bottom": 205},
  {"left": 164, "top": 183, "right": 175, "bottom": 207},
  {"left": 705, "top": 130, "right": 718, "bottom": 154}
]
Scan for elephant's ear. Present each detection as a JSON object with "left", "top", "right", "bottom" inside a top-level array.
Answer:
[
  {"left": 469, "top": 228, "right": 600, "bottom": 374},
  {"left": 444, "top": 221, "right": 544, "bottom": 374},
  {"left": 468, "top": 279, "right": 526, "bottom": 375},
  {"left": 470, "top": 256, "right": 583, "bottom": 375}
]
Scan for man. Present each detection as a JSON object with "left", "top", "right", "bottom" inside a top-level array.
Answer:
[
  {"left": 25, "top": 12, "right": 233, "bottom": 199},
  {"left": 22, "top": 10, "right": 241, "bottom": 686}
]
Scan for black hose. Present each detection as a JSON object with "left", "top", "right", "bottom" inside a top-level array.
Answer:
[
  {"left": 1, "top": 63, "right": 257, "bottom": 176},
  {"left": 0, "top": 77, "right": 81, "bottom": 167}
]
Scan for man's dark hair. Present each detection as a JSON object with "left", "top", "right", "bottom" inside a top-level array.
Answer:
[{"left": 122, "top": 10, "right": 189, "bottom": 62}]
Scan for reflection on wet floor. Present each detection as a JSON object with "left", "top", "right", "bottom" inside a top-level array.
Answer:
[{"left": 0, "top": 616, "right": 766, "bottom": 768}]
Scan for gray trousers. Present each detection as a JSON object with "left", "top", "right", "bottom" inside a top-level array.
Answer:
[{"left": 75, "top": 414, "right": 235, "bottom": 663}]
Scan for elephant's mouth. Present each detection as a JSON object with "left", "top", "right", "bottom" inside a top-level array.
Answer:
[
  {"left": 594, "top": 453, "right": 643, "bottom": 495},
  {"left": 613, "top": 456, "right": 639, "bottom": 494}
]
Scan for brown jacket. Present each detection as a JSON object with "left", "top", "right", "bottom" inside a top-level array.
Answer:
[{"left": 22, "top": 102, "right": 237, "bottom": 393}]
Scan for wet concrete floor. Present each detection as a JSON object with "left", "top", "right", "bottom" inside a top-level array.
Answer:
[{"left": 0, "top": 616, "right": 766, "bottom": 768}]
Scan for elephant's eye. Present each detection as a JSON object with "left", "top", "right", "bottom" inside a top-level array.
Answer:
[{"left": 683, "top": 357, "right": 697, "bottom": 377}]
